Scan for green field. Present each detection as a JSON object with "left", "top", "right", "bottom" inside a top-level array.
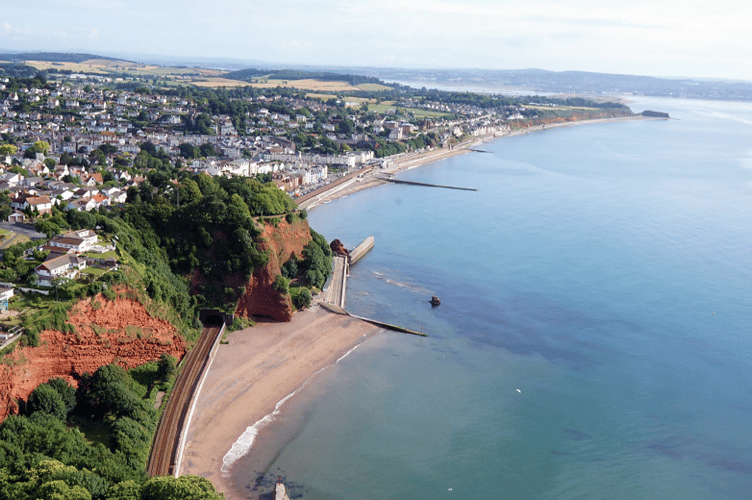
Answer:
[
  {"left": 368, "top": 103, "right": 449, "bottom": 118},
  {"left": 356, "top": 83, "right": 393, "bottom": 91}
]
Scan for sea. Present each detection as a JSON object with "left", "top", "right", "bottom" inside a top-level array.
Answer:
[{"left": 229, "top": 96, "right": 752, "bottom": 500}]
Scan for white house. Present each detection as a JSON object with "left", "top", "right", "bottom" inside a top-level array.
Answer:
[
  {"left": 35, "top": 254, "right": 86, "bottom": 286},
  {"left": 0, "top": 286, "right": 13, "bottom": 311},
  {"left": 48, "top": 230, "right": 98, "bottom": 253}
]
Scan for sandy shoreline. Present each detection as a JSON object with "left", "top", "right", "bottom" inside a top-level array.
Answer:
[{"left": 181, "top": 303, "right": 382, "bottom": 498}]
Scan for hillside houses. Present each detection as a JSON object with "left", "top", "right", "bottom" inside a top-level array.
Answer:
[
  {"left": 34, "top": 254, "right": 86, "bottom": 287},
  {"left": 47, "top": 229, "right": 98, "bottom": 253},
  {"left": 0, "top": 69, "right": 520, "bottom": 210}
]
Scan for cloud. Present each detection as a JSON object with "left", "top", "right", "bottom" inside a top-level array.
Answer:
[{"left": 88, "top": 28, "right": 99, "bottom": 39}]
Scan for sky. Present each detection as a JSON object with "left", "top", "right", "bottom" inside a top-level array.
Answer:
[{"left": 2, "top": 0, "right": 751, "bottom": 81}]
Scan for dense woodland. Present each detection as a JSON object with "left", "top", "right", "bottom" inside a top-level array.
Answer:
[{"left": 0, "top": 363, "right": 224, "bottom": 499}]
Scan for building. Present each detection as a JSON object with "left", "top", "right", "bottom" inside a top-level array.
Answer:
[
  {"left": 47, "top": 230, "right": 98, "bottom": 253},
  {"left": 0, "top": 286, "right": 13, "bottom": 311},
  {"left": 34, "top": 254, "right": 86, "bottom": 286},
  {"left": 7, "top": 211, "right": 24, "bottom": 224}
]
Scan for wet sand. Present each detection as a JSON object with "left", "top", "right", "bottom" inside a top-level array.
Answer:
[{"left": 180, "top": 304, "right": 382, "bottom": 498}]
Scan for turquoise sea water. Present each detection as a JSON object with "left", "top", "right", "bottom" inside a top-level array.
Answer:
[{"left": 231, "top": 97, "right": 752, "bottom": 499}]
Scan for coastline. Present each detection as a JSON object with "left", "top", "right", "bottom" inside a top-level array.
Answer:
[
  {"left": 180, "top": 112, "right": 658, "bottom": 498},
  {"left": 303, "top": 114, "right": 656, "bottom": 209},
  {"left": 181, "top": 303, "right": 382, "bottom": 499}
]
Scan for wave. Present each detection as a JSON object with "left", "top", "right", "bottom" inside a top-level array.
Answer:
[
  {"left": 220, "top": 390, "right": 298, "bottom": 476},
  {"left": 221, "top": 342, "right": 366, "bottom": 475},
  {"left": 337, "top": 344, "right": 360, "bottom": 363}
]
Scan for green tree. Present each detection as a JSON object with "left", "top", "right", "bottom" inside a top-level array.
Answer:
[
  {"left": 26, "top": 384, "right": 67, "bottom": 421},
  {"left": 199, "top": 143, "right": 215, "bottom": 157},
  {"left": 105, "top": 480, "right": 141, "bottom": 500},
  {"left": 140, "top": 475, "right": 223, "bottom": 500},
  {"left": 139, "top": 141, "right": 157, "bottom": 156},
  {"left": 90, "top": 149, "right": 106, "bottom": 166},
  {"left": 0, "top": 144, "right": 17, "bottom": 157},
  {"left": 273, "top": 275, "right": 289, "bottom": 295},
  {"left": 98, "top": 144, "right": 118, "bottom": 155},
  {"left": 178, "top": 179, "right": 203, "bottom": 205},
  {"left": 33, "top": 141, "right": 51, "bottom": 155},
  {"left": 178, "top": 143, "right": 199, "bottom": 159},
  {"left": 156, "top": 353, "right": 177, "bottom": 382},
  {"left": 292, "top": 287, "right": 311, "bottom": 309},
  {"left": 35, "top": 220, "right": 60, "bottom": 238}
]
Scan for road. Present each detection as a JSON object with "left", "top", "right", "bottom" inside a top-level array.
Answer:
[
  {"left": 0, "top": 222, "right": 46, "bottom": 249},
  {"left": 147, "top": 324, "right": 223, "bottom": 477}
]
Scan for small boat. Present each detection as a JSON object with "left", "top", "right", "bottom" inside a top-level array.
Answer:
[{"left": 430, "top": 296, "right": 441, "bottom": 307}]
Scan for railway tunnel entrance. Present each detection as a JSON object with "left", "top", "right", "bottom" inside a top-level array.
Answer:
[{"left": 199, "top": 309, "right": 233, "bottom": 326}]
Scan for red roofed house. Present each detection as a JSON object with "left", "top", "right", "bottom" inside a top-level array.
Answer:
[{"left": 91, "top": 192, "right": 110, "bottom": 208}]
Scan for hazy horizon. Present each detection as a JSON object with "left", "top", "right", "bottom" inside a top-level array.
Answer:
[{"left": 2, "top": 0, "right": 751, "bottom": 82}]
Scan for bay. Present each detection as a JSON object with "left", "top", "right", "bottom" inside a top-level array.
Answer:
[{"left": 232, "top": 96, "right": 752, "bottom": 499}]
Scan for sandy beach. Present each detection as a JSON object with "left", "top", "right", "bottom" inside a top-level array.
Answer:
[{"left": 181, "top": 303, "right": 382, "bottom": 498}]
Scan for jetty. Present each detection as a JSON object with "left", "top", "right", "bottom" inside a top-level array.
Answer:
[
  {"left": 376, "top": 176, "right": 477, "bottom": 192},
  {"left": 349, "top": 235, "right": 374, "bottom": 264},
  {"left": 322, "top": 237, "right": 426, "bottom": 337}
]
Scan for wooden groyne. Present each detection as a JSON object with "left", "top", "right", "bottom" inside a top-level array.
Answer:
[
  {"left": 377, "top": 177, "right": 477, "bottom": 192},
  {"left": 350, "top": 236, "right": 374, "bottom": 265}
]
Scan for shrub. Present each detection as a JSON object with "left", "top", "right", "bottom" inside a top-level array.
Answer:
[
  {"left": 291, "top": 287, "right": 312, "bottom": 310},
  {"left": 272, "top": 275, "right": 289, "bottom": 295}
]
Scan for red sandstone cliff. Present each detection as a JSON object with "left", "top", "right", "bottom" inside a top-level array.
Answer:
[
  {"left": 0, "top": 293, "right": 186, "bottom": 422},
  {"left": 234, "top": 218, "right": 312, "bottom": 322},
  {"left": 511, "top": 109, "right": 633, "bottom": 130}
]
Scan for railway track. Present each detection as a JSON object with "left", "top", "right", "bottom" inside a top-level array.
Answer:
[{"left": 147, "top": 324, "right": 223, "bottom": 477}]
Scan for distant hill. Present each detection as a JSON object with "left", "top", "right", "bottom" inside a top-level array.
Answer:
[
  {"left": 356, "top": 67, "right": 752, "bottom": 102},
  {"left": 224, "top": 68, "right": 387, "bottom": 87},
  {"left": 0, "top": 52, "right": 129, "bottom": 64}
]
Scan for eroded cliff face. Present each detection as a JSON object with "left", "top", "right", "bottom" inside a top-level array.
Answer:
[
  {"left": 513, "top": 108, "right": 633, "bottom": 129},
  {"left": 0, "top": 293, "right": 187, "bottom": 422},
  {"left": 234, "top": 218, "right": 312, "bottom": 322}
]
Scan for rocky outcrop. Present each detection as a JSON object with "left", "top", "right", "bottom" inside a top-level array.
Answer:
[
  {"left": 234, "top": 218, "right": 313, "bottom": 322},
  {"left": 0, "top": 293, "right": 187, "bottom": 422},
  {"left": 330, "top": 239, "right": 349, "bottom": 258}
]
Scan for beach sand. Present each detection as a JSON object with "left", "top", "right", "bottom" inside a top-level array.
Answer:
[{"left": 180, "top": 303, "right": 382, "bottom": 499}]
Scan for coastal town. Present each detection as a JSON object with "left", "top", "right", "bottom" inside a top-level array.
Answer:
[
  {"left": 0, "top": 69, "right": 521, "bottom": 208},
  {"left": 0, "top": 60, "right": 638, "bottom": 500}
]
